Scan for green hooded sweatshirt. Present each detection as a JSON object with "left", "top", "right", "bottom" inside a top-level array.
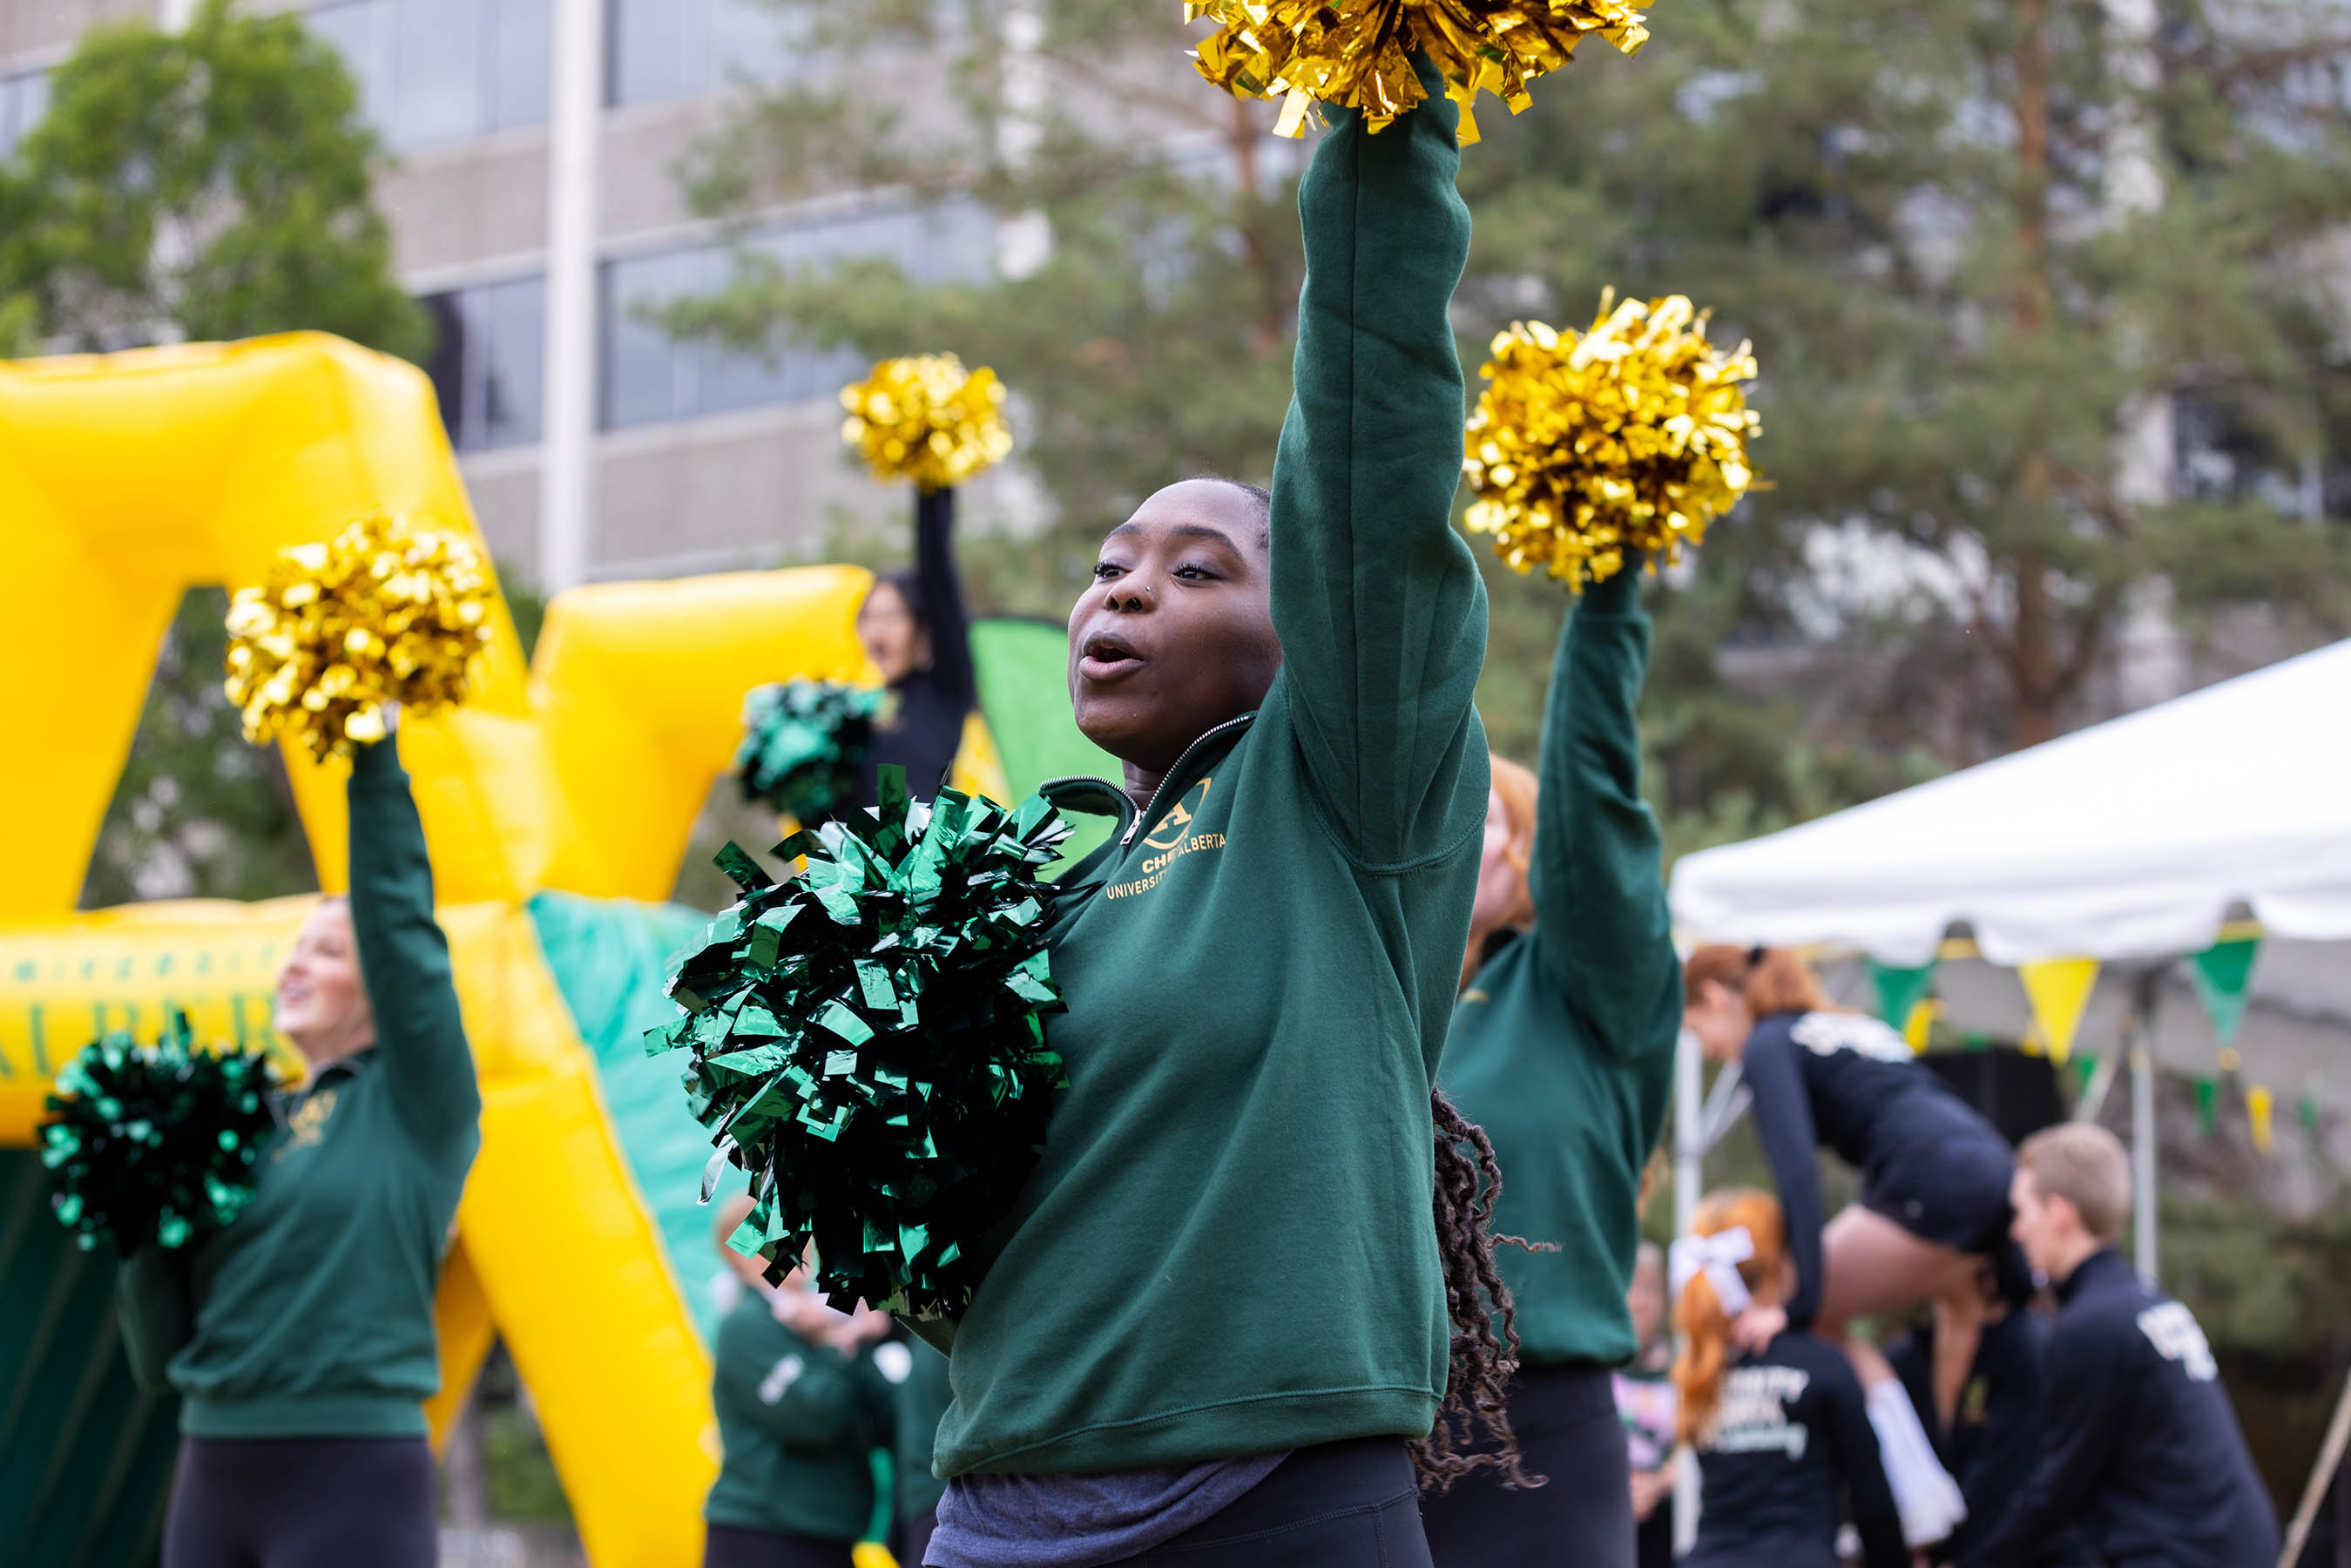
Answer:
[
  {"left": 118, "top": 734, "right": 482, "bottom": 1436},
  {"left": 927, "top": 57, "right": 1489, "bottom": 1477},
  {"left": 705, "top": 1289, "right": 897, "bottom": 1543},
  {"left": 1439, "top": 568, "right": 1681, "bottom": 1368}
]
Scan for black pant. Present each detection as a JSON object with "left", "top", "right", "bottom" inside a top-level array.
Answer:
[
  {"left": 164, "top": 1436, "right": 436, "bottom": 1568},
  {"left": 892, "top": 1506, "right": 938, "bottom": 1568},
  {"left": 1419, "top": 1365, "right": 1634, "bottom": 1568},
  {"left": 1102, "top": 1437, "right": 1432, "bottom": 1566},
  {"left": 703, "top": 1523, "right": 857, "bottom": 1568}
]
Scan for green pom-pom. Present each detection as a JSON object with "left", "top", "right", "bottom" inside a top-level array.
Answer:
[
  {"left": 40, "top": 1014, "right": 281, "bottom": 1255},
  {"left": 652, "top": 766, "right": 1071, "bottom": 1318},
  {"left": 733, "top": 679, "right": 886, "bottom": 823}
]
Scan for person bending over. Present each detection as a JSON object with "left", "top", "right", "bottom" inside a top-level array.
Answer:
[
  {"left": 118, "top": 720, "right": 481, "bottom": 1568},
  {"left": 1683, "top": 944, "right": 1999, "bottom": 1541},
  {"left": 1426, "top": 557, "right": 1683, "bottom": 1567},
  {"left": 1672, "top": 1190, "right": 1907, "bottom": 1568},
  {"left": 1951, "top": 1125, "right": 2278, "bottom": 1568},
  {"left": 703, "top": 1196, "right": 901, "bottom": 1568},
  {"left": 917, "top": 52, "right": 1501, "bottom": 1568}
]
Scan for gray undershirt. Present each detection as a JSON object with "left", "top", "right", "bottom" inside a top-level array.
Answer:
[{"left": 924, "top": 1452, "right": 1290, "bottom": 1568}]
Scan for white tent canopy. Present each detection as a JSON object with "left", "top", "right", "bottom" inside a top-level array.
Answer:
[{"left": 1669, "top": 638, "right": 2351, "bottom": 967}]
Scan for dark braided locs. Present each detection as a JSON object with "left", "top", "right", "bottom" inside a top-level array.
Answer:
[{"left": 1416, "top": 1086, "right": 1559, "bottom": 1495}]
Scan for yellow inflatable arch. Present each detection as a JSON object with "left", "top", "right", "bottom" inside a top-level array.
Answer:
[{"left": 0, "top": 334, "right": 998, "bottom": 1564}]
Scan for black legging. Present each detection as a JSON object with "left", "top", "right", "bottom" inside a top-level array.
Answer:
[
  {"left": 164, "top": 1436, "right": 436, "bottom": 1567},
  {"left": 1090, "top": 1438, "right": 1431, "bottom": 1567},
  {"left": 1419, "top": 1365, "right": 1634, "bottom": 1568},
  {"left": 704, "top": 1524, "right": 857, "bottom": 1568}
]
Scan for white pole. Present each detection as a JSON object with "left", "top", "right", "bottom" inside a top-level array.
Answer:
[
  {"left": 537, "top": 0, "right": 604, "bottom": 595},
  {"left": 1672, "top": 1024, "right": 1704, "bottom": 1553},
  {"left": 2131, "top": 1042, "right": 2158, "bottom": 1284}
]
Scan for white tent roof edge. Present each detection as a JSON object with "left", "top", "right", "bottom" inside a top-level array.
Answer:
[{"left": 1667, "top": 639, "right": 2351, "bottom": 966}]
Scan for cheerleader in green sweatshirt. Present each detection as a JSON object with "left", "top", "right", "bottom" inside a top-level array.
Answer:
[
  {"left": 918, "top": 53, "right": 1510, "bottom": 1568},
  {"left": 118, "top": 720, "right": 482, "bottom": 1567},
  {"left": 1424, "top": 564, "right": 1685, "bottom": 1566}
]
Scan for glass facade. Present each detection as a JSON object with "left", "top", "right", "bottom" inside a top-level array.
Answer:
[
  {"left": 307, "top": 0, "right": 551, "bottom": 151},
  {"left": 598, "top": 201, "right": 995, "bottom": 430},
  {"left": 0, "top": 69, "right": 49, "bottom": 161},
  {"left": 422, "top": 275, "right": 547, "bottom": 450},
  {"left": 606, "top": 0, "right": 801, "bottom": 107}
]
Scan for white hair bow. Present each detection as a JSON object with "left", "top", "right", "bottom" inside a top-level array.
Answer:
[{"left": 1670, "top": 1226, "right": 1757, "bottom": 1316}]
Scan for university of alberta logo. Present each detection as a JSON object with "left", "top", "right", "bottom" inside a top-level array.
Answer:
[
  {"left": 1107, "top": 778, "right": 1226, "bottom": 901},
  {"left": 1142, "top": 778, "right": 1213, "bottom": 850},
  {"left": 274, "top": 1085, "right": 338, "bottom": 1161}
]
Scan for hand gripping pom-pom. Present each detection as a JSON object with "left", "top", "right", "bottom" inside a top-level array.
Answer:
[
  {"left": 648, "top": 767, "right": 1071, "bottom": 1318},
  {"left": 840, "top": 355, "right": 1015, "bottom": 493},
  {"left": 41, "top": 1016, "right": 283, "bottom": 1255},
  {"left": 1463, "top": 290, "right": 1761, "bottom": 590},
  {"left": 1187, "top": 0, "right": 1649, "bottom": 144},
  {"left": 224, "top": 511, "right": 494, "bottom": 762},
  {"left": 734, "top": 679, "right": 885, "bottom": 824}
]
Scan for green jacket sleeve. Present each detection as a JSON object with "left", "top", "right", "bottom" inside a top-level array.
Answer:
[
  {"left": 115, "top": 1245, "right": 193, "bottom": 1392},
  {"left": 1525, "top": 568, "right": 1680, "bottom": 1057},
  {"left": 348, "top": 734, "right": 481, "bottom": 1153},
  {"left": 1268, "top": 55, "right": 1490, "bottom": 868}
]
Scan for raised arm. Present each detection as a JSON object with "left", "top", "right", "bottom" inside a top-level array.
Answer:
[
  {"left": 1821, "top": 1357, "right": 1910, "bottom": 1568},
  {"left": 1269, "top": 54, "right": 1490, "bottom": 868},
  {"left": 1526, "top": 566, "right": 1677, "bottom": 1050},
  {"left": 1744, "top": 1028, "right": 1826, "bottom": 1328},
  {"left": 1953, "top": 1319, "right": 2128, "bottom": 1568},
  {"left": 914, "top": 489, "right": 976, "bottom": 712},
  {"left": 348, "top": 735, "right": 481, "bottom": 1154}
]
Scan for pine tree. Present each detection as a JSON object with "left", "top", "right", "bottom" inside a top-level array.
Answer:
[{"left": 666, "top": 0, "right": 2350, "bottom": 827}]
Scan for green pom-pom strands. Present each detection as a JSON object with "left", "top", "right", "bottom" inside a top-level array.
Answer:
[
  {"left": 41, "top": 1013, "right": 281, "bottom": 1254},
  {"left": 648, "top": 766, "right": 1071, "bottom": 1319},
  {"left": 733, "top": 679, "right": 885, "bottom": 824}
]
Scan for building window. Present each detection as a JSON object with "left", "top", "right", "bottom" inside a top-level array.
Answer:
[
  {"left": 598, "top": 202, "right": 995, "bottom": 430},
  {"left": 307, "top": 0, "right": 551, "bottom": 152},
  {"left": 422, "top": 274, "right": 546, "bottom": 450},
  {"left": 606, "top": 0, "right": 801, "bottom": 107},
  {"left": 0, "top": 70, "right": 50, "bottom": 161}
]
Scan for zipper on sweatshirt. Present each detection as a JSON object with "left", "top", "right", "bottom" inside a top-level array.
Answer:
[{"left": 1118, "top": 713, "right": 1256, "bottom": 848}]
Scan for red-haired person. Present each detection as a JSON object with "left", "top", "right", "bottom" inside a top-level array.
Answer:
[
  {"left": 1423, "top": 551, "right": 1683, "bottom": 1565},
  {"left": 1672, "top": 1190, "right": 1906, "bottom": 1568},
  {"left": 1683, "top": 943, "right": 1998, "bottom": 1541}
]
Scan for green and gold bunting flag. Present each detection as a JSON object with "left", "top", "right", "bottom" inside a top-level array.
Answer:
[
  {"left": 2187, "top": 936, "right": 2260, "bottom": 1046},
  {"left": 2018, "top": 956, "right": 2099, "bottom": 1065}
]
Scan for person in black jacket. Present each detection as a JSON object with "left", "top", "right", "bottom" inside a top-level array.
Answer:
[
  {"left": 855, "top": 489, "right": 976, "bottom": 804},
  {"left": 1953, "top": 1123, "right": 2279, "bottom": 1568},
  {"left": 1671, "top": 1187, "right": 1908, "bottom": 1568},
  {"left": 1885, "top": 1263, "right": 2095, "bottom": 1567}
]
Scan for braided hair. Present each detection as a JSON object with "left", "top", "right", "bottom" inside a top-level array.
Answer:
[{"left": 1416, "top": 1086, "right": 1554, "bottom": 1493}]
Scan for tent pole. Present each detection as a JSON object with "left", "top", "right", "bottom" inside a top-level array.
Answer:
[
  {"left": 2130, "top": 967, "right": 2163, "bottom": 1284},
  {"left": 2279, "top": 1363, "right": 2351, "bottom": 1568},
  {"left": 1672, "top": 1025, "right": 1703, "bottom": 1553}
]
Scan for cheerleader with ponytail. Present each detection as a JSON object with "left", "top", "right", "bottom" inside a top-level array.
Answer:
[{"left": 1672, "top": 1191, "right": 1907, "bottom": 1568}]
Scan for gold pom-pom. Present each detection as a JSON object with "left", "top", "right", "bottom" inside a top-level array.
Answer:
[
  {"left": 839, "top": 355, "right": 1014, "bottom": 493},
  {"left": 1463, "top": 290, "right": 1760, "bottom": 588},
  {"left": 1186, "top": 0, "right": 1649, "bottom": 144},
  {"left": 223, "top": 512, "right": 493, "bottom": 761}
]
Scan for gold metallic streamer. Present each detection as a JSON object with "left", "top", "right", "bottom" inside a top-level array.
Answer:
[
  {"left": 1186, "top": 0, "right": 1650, "bottom": 144},
  {"left": 223, "top": 512, "right": 492, "bottom": 761},
  {"left": 839, "top": 355, "right": 1015, "bottom": 492},
  {"left": 1463, "top": 290, "right": 1760, "bottom": 589}
]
